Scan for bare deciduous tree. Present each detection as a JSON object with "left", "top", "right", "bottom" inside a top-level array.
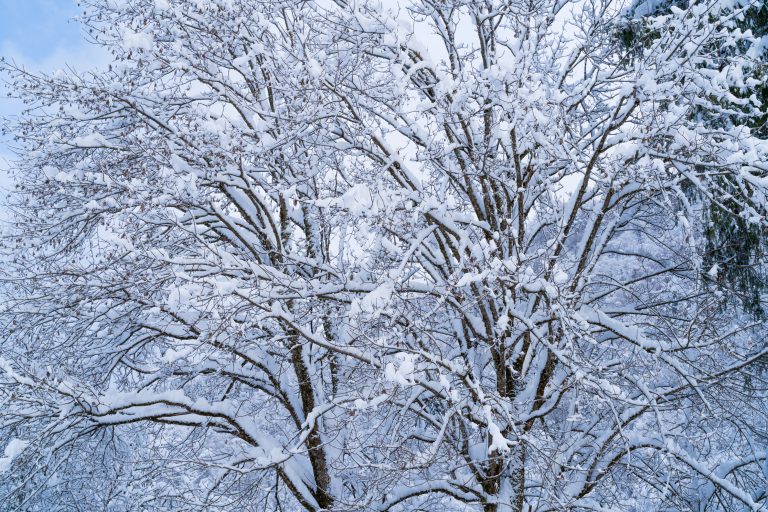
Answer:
[{"left": 1, "top": 0, "right": 767, "bottom": 510}]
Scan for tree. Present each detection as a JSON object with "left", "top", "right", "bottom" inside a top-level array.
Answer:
[
  {"left": 620, "top": 0, "right": 768, "bottom": 317},
  {"left": 1, "top": 0, "right": 768, "bottom": 510}
]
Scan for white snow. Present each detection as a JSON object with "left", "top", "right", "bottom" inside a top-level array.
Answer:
[
  {"left": 385, "top": 352, "right": 417, "bottom": 386},
  {"left": 0, "top": 439, "right": 29, "bottom": 473},
  {"left": 122, "top": 30, "right": 153, "bottom": 51}
]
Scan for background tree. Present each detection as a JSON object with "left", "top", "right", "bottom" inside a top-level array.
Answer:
[
  {"left": 621, "top": 0, "right": 768, "bottom": 316},
  {"left": 1, "top": 0, "right": 768, "bottom": 511}
]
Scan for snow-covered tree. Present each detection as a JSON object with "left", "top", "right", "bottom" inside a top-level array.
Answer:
[
  {"left": 621, "top": 0, "right": 768, "bottom": 317},
  {"left": 2, "top": 0, "right": 768, "bottom": 510}
]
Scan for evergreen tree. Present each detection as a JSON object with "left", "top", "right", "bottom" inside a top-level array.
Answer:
[{"left": 621, "top": 0, "right": 768, "bottom": 316}]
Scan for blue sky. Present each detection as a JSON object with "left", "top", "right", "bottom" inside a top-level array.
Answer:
[
  {"left": 0, "top": 0, "right": 108, "bottom": 191},
  {"left": 0, "top": 0, "right": 83, "bottom": 62}
]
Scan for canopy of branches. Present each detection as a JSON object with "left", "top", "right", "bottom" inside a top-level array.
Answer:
[{"left": 1, "top": 0, "right": 767, "bottom": 511}]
